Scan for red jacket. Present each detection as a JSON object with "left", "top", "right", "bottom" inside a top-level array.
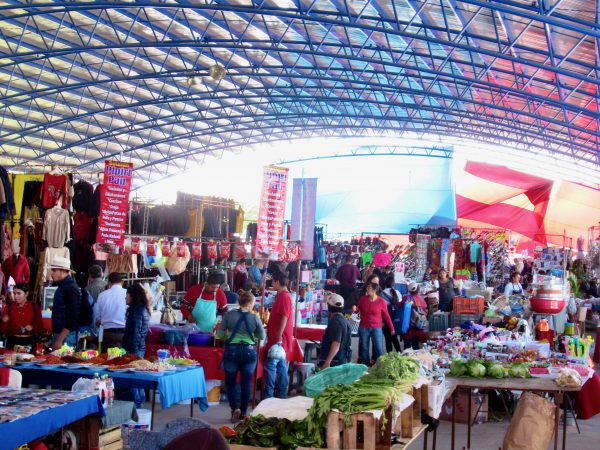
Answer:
[
  {"left": 357, "top": 295, "right": 394, "bottom": 330},
  {"left": 2, "top": 255, "right": 30, "bottom": 284},
  {"left": 1, "top": 301, "right": 43, "bottom": 336}
]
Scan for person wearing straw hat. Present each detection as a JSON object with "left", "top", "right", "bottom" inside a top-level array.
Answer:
[{"left": 49, "top": 256, "right": 81, "bottom": 349}]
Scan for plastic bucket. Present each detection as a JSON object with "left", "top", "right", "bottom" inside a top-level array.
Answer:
[{"left": 122, "top": 408, "right": 152, "bottom": 448}]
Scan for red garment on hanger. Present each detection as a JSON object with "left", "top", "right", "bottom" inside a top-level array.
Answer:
[
  {"left": 1, "top": 254, "right": 30, "bottom": 284},
  {"left": 41, "top": 173, "right": 67, "bottom": 209}
]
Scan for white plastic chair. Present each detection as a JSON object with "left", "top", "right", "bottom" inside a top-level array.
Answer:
[{"left": 7, "top": 369, "right": 22, "bottom": 387}]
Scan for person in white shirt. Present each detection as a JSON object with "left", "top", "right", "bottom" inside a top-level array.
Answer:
[
  {"left": 95, "top": 272, "right": 127, "bottom": 348},
  {"left": 504, "top": 272, "right": 524, "bottom": 297}
]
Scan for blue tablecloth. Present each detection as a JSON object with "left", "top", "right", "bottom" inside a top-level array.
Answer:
[
  {"left": 0, "top": 388, "right": 104, "bottom": 450},
  {"left": 16, "top": 366, "right": 209, "bottom": 411}
]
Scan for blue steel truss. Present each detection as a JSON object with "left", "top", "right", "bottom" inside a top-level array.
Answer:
[{"left": 0, "top": 0, "right": 599, "bottom": 186}]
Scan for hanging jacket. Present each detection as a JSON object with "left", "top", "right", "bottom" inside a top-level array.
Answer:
[
  {"left": 1, "top": 255, "right": 30, "bottom": 284},
  {"left": 0, "top": 166, "right": 15, "bottom": 219},
  {"left": 72, "top": 180, "right": 94, "bottom": 213}
]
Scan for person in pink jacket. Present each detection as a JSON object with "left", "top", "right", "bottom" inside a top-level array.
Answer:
[{"left": 357, "top": 277, "right": 394, "bottom": 365}]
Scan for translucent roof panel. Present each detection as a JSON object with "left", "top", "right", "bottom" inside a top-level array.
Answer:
[{"left": 0, "top": 0, "right": 599, "bottom": 187}]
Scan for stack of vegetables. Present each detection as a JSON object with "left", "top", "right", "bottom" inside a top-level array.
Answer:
[
  {"left": 225, "top": 354, "right": 422, "bottom": 449},
  {"left": 306, "top": 354, "right": 421, "bottom": 448},
  {"left": 449, "top": 359, "right": 531, "bottom": 379}
]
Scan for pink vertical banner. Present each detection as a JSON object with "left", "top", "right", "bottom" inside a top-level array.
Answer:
[{"left": 256, "top": 165, "right": 289, "bottom": 260}]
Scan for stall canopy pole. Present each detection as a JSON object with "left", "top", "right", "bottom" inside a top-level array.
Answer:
[{"left": 293, "top": 255, "right": 301, "bottom": 339}]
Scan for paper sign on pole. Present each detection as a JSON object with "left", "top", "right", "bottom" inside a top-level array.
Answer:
[
  {"left": 96, "top": 160, "right": 134, "bottom": 248},
  {"left": 394, "top": 261, "right": 405, "bottom": 283},
  {"left": 256, "top": 165, "right": 289, "bottom": 260}
]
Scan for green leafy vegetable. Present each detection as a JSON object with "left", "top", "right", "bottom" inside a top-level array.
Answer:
[
  {"left": 449, "top": 360, "right": 467, "bottom": 377},
  {"left": 486, "top": 363, "right": 505, "bottom": 379},
  {"left": 509, "top": 363, "right": 531, "bottom": 378},
  {"left": 466, "top": 360, "right": 487, "bottom": 378}
]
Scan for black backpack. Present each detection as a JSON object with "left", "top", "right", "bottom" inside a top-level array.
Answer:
[{"left": 78, "top": 289, "right": 93, "bottom": 327}]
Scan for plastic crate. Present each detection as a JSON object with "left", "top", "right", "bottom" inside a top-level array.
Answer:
[
  {"left": 428, "top": 313, "right": 449, "bottom": 331},
  {"left": 452, "top": 296, "right": 485, "bottom": 315},
  {"left": 450, "top": 313, "right": 482, "bottom": 328}
]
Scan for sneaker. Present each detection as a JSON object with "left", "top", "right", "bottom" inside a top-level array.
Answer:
[{"left": 231, "top": 408, "right": 241, "bottom": 423}]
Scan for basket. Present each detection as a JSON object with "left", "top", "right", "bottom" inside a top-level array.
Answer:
[
  {"left": 348, "top": 313, "right": 360, "bottom": 334},
  {"left": 450, "top": 313, "right": 482, "bottom": 328},
  {"left": 452, "top": 296, "right": 485, "bottom": 315},
  {"left": 304, "top": 363, "right": 368, "bottom": 398},
  {"left": 428, "top": 312, "right": 449, "bottom": 331}
]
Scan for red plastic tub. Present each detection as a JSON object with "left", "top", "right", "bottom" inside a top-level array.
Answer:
[{"left": 530, "top": 297, "right": 566, "bottom": 314}]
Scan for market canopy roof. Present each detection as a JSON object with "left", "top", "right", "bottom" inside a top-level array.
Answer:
[{"left": 1, "top": 1, "right": 600, "bottom": 187}]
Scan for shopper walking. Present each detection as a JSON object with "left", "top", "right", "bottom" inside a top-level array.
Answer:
[
  {"left": 437, "top": 268, "right": 458, "bottom": 312},
  {"left": 122, "top": 283, "right": 151, "bottom": 407},
  {"left": 95, "top": 272, "right": 127, "bottom": 348},
  {"left": 1, "top": 283, "right": 43, "bottom": 348},
  {"left": 50, "top": 256, "right": 81, "bottom": 349},
  {"left": 357, "top": 278, "right": 394, "bottom": 365},
  {"left": 218, "top": 290, "right": 265, "bottom": 422},
  {"left": 380, "top": 275, "right": 402, "bottom": 353},
  {"left": 85, "top": 265, "right": 106, "bottom": 304},
  {"left": 264, "top": 272, "right": 293, "bottom": 399},
  {"left": 402, "top": 283, "right": 428, "bottom": 350},
  {"left": 335, "top": 256, "right": 361, "bottom": 301}
]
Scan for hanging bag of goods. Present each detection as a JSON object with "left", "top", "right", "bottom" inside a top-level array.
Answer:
[
  {"left": 219, "top": 241, "right": 231, "bottom": 259},
  {"left": 207, "top": 240, "right": 218, "bottom": 259},
  {"left": 176, "top": 240, "right": 187, "bottom": 257},
  {"left": 161, "top": 239, "right": 171, "bottom": 257},
  {"left": 146, "top": 239, "right": 157, "bottom": 257},
  {"left": 235, "top": 242, "right": 246, "bottom": 259},
  {"left": 130, "top": 237, "right": 141, "bottom": 254},
  {"left": 191, "top": 241, "right": 202, "bottom": 260}
]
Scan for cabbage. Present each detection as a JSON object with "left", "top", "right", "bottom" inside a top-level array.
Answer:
[
  {"left": 467, "top": 360, "right": 486, "bottom": 378},
  {"left": 509, "top": 363, "right": 531, "bottom": 378},
  {"left": 449, "top": 360, "right": 467, "bottom": 377},
  {"left": 487, "top": 363, "right": 505, "bottom": 379}
]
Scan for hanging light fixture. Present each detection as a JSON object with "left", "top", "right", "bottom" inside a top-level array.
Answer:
[{"left": 209, "top": 64, "right": 225, "bottom": 81}]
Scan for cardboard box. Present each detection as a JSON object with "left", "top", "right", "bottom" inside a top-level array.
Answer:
[{"left": 439, "top": 388, "right": 488, "bottom": 424}]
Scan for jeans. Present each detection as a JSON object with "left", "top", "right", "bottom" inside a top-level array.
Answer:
[
  {"left": 53, "top": 331, "right": 78, "bottom": 348},
  {"left": 264, "top": 357, "right": 289, "bottom": 399},
  {"left": 358, "top": 327, "right": 384, "bottom": 364},
  {"left": 223, "top": 344, "right": 258, "bottom": 416},
  {"left": 131, "top": 350, "right": 146, "bottom": 407}
]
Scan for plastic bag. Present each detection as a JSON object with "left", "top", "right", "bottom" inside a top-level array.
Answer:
[
  {"left": 304, "top": 363, "right": 368, "bottom": 398},
  {"left": 267, "top": 343, "right": 286, "bottom": 360}
]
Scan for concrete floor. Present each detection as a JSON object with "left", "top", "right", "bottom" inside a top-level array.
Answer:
[{"left": 144, "top": 394, "right": 600, "bottom": 450}]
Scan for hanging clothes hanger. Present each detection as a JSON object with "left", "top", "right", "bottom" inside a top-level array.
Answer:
[{"left": 49, "top": 165, "right": 62, "bottom": 175}]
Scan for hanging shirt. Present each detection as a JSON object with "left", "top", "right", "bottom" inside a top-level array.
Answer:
[
  {"left": 1, "top": 255, "right": 30, "bottom": 284},
  {"left": 43, "top": 207, "right": 70, "bottom": 248},
  {"left": 41, "top": 173, "right": 67, "bottom": 209},
  {"left": 470, "top": 243, "right": 482, "bottom": 263}
]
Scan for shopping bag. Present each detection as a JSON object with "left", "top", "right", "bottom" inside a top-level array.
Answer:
[
  {"left": 390, "top": 299, "right": 411, "bottom": 335},
  {"left": 502, "top": 392, "right": 556, "bottom": 450}
]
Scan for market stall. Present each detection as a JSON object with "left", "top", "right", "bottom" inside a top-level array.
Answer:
[{"left": 0, "top": 387, "right": 104, "bottom": 450}]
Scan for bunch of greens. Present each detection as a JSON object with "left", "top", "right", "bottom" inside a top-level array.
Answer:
[
  {"left": 466, "top": 359, "right": 487, "bottom": 378},
  {"left": 361, "top": 353, "right": 421, "bottom": 383},
  {"left": 449, "top": 360, "right": 467, "bottom": 377},
  {"left": 484, "top": 361, "right": 505, "bottom": 379},
  {"left": 508, "top": 362, "right": 531, "bottom": 378},
  {"left": 306, "top": 378, "right": 413, "bottom": 447},
  {"left": 227, "top": 415, "right": 318, "bottom": 449}
]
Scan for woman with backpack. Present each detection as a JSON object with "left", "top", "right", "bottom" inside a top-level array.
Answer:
[
  {"left": 402, "top": 283, "right": 428, "bottom": 350},
  {"left": 1, "top": 283, "right": 43, "bottom": 348},
  {"left": 381, "top": 275, "right": 402, "bottom": 352}
]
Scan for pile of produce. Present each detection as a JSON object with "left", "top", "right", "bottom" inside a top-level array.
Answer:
[
  {"left": 224, "top": 415, "right": 318, "bottom": 449},
  {"left": 449, "top": 359, "right": 531, "bottom": 379},
  {"left": 306, "top": 354, "right": 421, "bottom": 447}
]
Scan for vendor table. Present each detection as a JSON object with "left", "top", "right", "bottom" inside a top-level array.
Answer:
[
  {"left": 295, "top": 324, "right": 327, "bottom": 342},
  {"left": 145, "top": 337, "right": 304, "bottom": 380},
  {"left": 15, "top": 365, "right": 208, "bottom": 430},
  {"left": 447, "top": 377, "right": 582, "bottom": 450},
  {"left": 0, "top": 386, "right": 104, "bottom": 449}
]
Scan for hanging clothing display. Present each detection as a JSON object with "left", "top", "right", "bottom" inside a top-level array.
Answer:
[
  {"left": 41, "top": 247, "right": 70, "bottom": 283},
  {"left": 72, "top": 179, "right": 94, "bottom": 213},
  {"left": 22, "top": 206, "right": 40, "bottom": 223},
  {"left": 41, "top": 173, "right": 69, "bottom": 209},
  {"left": 1, "top": 254, "right": 30, "bottom": 284},
  {"left": 90, "top": 183, "right": 102, "bottom": 218},
  {"left": 72, "top": 211, "right": 93, "bottom": 241},
  {"left": 235, "top": 208, "right": 244, "bottom": 234},
  {"left": 0, "top": 166, "right": 15, "bottom": 220},
  {"left": 21, "top": 180, "right": 42, "bottom": 210},
  {"left": 43, "top": 206, "right": 70, "bottom": 248},
  {"left": 186, "top": 208, "right": 204, "bottom": 237},
  {"left": 2, "top": 223, "right": 13, "bottom": 262}
]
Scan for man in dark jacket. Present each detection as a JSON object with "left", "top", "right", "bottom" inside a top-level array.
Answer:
[{"left": 50, "top": 256, "right": 81, "bottom": 349}]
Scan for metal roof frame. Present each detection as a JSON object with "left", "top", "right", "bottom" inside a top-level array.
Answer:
[{"left": 0, "top": 0, "right": 599, "bottom": 187}]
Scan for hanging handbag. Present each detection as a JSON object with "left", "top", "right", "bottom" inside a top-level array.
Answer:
[{"left": 160, "top": 298, "right": 177, "bottom": 325}]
